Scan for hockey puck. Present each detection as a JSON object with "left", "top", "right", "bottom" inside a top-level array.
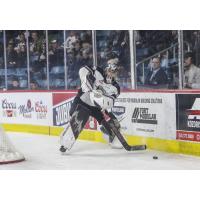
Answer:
[{"left": 153, "top": 156, "right": 158, "bottom": 159}]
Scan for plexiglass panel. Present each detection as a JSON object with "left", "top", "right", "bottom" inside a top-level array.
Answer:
[
  {"left": 48, "top": 30, "right": 65, "bottom": 89},
  {"left": 136, "top": 30, "right": 179, "bottom": 89},
  {"left": 64, "top": 30, "right": 93, "bottom": 89},
  {"left": 29, "top": 30, "right": 47, "bottom": 89},
  {"left": 6, "top": 30, "right": 28, "bottom": 90},
  {"left": 96, "top": 30, "right": 131, "bottom": 89},
  {"left": 183, "top": 31, "right": 200, "bottom": 89}
]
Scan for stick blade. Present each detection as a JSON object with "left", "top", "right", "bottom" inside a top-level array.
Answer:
[{"left": 130, "top": 145, "right": 147, "bottom": 151}]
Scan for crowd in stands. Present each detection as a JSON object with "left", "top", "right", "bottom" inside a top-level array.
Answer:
[
  {"left": 64, "top": 30, "right": 93, "bottom": 89},
  {"left": 183, "top": 31, "right": 200, "bottom": 67},
  {"left": 0, "top": 30, "right": 93, "bottom": 90},
  {"left": 6, "top": 31, "right": 27, "bottom": 68},
  {"left": 137, "top": 31, "right": 200, "bottom": 89},
  {"left": 0, "top": 30, "right": 200, "bottom": 90},
  {"left": 5, "top": 31, "right": 28, "bottom": 90},
  {"left": 136, "top": 30, "right": 178, "bottom": 62},
  {"left": 28, "top": 31, "right": 47, "bottom": 89},
  {"left": 96, "top": 30, "right": 131, "bottom": 88},
  {"left": 136, "top": 31, "right": 178, "bottom": 89}
]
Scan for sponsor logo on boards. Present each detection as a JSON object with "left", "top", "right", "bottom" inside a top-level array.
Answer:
[
  {"left": 18, "top": 99, "right": 34, "bottom": 118},
  {"left": 2, "top": 99, "right": 17, "bottom": 117},
  {"left": 131, "top": 107, "right": 157, "bottom": 125}
]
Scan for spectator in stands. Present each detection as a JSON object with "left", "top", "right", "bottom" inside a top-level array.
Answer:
[
  {"left": 79, "top": 48, "right": 92, "bottom": 67},
  {"left": 184, "top": 52, "right": 200, "bottom": 89},
  {"left": 81, "top": 42, "right": 92, "bottom": 53},
  {"left": 30, "top": 80, "right": 39, "bottom": 90},
  {"left": 14, "top": 32, "right": 26, "bottom": 67},
  {"left": 80, "top": 31, "right": 92, "bottom": 43},
  {"left": 145, "top": 57, "right": 168, "bottom": 86},
  {"left": 15, "top": 32, "right": 26, "bottom": 53},
  {"left": 64, "top": 31, "right": 77, "bottom": 53},
  {"left": 9, "top": 77, "right": 20, "bottom": 90},
  {"left": 7, "top": 42, "right": 18, "bottom": 67},
  {"left": 49, "top": 39, "right": 64, "bottom": 67},
  {"left": 29, "top": 31, "right": 45, "bottom": 63}
]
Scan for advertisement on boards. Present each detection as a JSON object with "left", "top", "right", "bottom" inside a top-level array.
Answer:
[
  {"left": 52, "top": 92, "right": 98, "bottom": 130},
  {"left": 176, "top": 94, "right": 200, "bottom": 142},
  {"left": 114, "top": 92, "right": 176, "bottom": 139},
  {"left": 0, "top": 93, "right": 52, "bottom": 125}
]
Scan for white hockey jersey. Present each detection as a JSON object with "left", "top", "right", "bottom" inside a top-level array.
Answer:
[{"left": 79, "top": 66, "right": 120, "bottom": 110}]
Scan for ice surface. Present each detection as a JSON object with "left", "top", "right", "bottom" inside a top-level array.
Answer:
[{"left": 1, "top": 132, "right": 200, "bottom": 170}]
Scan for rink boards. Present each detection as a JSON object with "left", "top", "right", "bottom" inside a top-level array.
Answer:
[{"left": 1, "top": 90, "right": 200, "bottom": 156}]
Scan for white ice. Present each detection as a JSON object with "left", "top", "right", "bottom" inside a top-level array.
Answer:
[{"left": 1, "top": 132, "right": 200, "bottom": 170}]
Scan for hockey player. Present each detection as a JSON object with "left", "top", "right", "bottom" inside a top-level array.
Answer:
[{"left": 59, "top": 60, "right": 122, "bottom": 153}]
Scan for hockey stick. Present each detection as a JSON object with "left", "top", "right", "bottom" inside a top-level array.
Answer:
[{"left": 102, "top": 119, "right": 146, "bottom": 151}]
